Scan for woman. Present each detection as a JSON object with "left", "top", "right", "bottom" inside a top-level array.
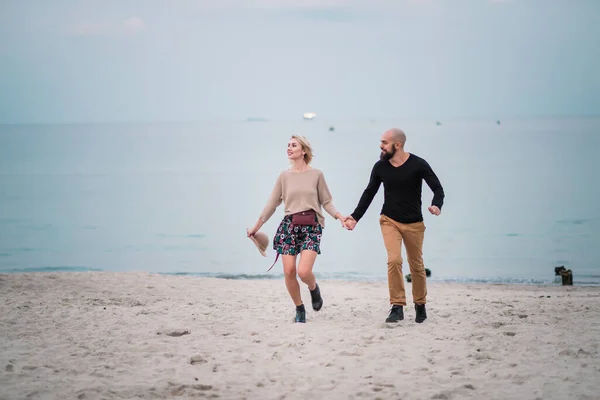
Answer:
[{"left": 246, "top": 135, "right": 347, "bottom": 323}]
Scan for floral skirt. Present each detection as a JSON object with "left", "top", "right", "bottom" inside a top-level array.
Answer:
[{"left": 273, "top": 214, "right": 323, "bottom": 256}]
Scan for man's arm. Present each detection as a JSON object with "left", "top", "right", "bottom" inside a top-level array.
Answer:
[
  {"left": 421, "top": 160, "right": 444, "bottom": 210},
  {"left": 350, "top": 162, "right": 382, "bottom": 223}
]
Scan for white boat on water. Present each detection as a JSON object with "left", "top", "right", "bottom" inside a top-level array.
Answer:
[{"left": 303, "top": 112, "right": 316, "bottom": 120}]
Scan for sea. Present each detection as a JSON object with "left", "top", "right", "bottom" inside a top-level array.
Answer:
[{"left": 1, "top": 117, "right": 599, "bottom": 285}]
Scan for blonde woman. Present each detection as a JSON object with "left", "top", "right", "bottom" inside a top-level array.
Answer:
[{"left": 247, "top": 135, "right": 347, "bottom": 323}]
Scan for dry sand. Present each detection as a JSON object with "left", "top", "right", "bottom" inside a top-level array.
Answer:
[{"left": 1, "top": 272, "right": 599, "bottom": 400}]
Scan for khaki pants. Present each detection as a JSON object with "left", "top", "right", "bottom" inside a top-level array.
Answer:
[{"left": 379, "top": 214, "right": 427, "bottom": 306}]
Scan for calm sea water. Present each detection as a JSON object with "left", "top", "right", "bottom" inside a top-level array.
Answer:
[{"left": 1, "top": 118, "right": 599, "bottom": 285}]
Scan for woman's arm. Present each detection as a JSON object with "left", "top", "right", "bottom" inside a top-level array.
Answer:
[
  {"left": 317, "top": 171, "right": 344, "bottom": 221},
  {"left": 248, "top": 173, "right": 283, "bottom": 236}
]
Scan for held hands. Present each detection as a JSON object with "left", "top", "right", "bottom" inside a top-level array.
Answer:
[
  {"left": 343, "top": 216, "right": 357, "bottom": 231},
  {"left": 336, "top": 213, "right": 357, "bottom": 230},
  {"left": 248, "top": 214, "right": 359, "bottom": 235},
  {"left": 339, "top": 207, "right": 438, "bottom": 233},
  {"left": 428, "top": 205, "right": 441, "bottom": 216},
  {"left": 336, "top": 213, "right": 349, "bottom": 229}
]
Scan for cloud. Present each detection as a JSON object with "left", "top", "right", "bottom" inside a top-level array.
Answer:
[
  {"left": 254, "top": 0, "right": 445, "bottom": 8},
  {"left": 167, "top": 0, "right": 445, "bottom": 21},
  {"left": 253, "top": 0, "right": 349, "bottom": 8},
  {"left": 252, "top": 0, "right": 416, "bottom": 20},
  {"left": 123, "top": 17, "right": 144, "bottom": 34},
  {"left": 71, "top": 23, "right": 111, "bottom": 36},
  {"left": 276, "top": 6, "right": 357, "bottom": 22},
  {"left": 69, "top": 17, "right": 145, "bottom": 37}
]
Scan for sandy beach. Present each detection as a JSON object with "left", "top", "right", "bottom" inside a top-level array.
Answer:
[{"left": 1, "top": 272, "right": 599, "bottom": 400}]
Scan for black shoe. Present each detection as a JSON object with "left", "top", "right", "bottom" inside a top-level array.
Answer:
[
  {"left": 385, "top": 305, "right": 404, "bottom": 323},
  {"left": 415, "top": 304, "right": 427, "bottom": 323},
  {"left": 295, "top": 304, "right": 306, "bottom": 323},
  {"left": 310, "top": 283, "right": 323, "bottom": 311}
]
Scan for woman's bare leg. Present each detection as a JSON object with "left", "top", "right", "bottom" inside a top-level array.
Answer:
[
  {"left": 297, "top": 250, "right": 323, "bottom": 311},
  {"left": 282, "top": 254, "right": 302, "bottom": 306},
  {"left": 297, "top": 250, "right": 318, "bottom": 290}
]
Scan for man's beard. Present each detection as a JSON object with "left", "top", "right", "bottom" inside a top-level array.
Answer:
[{"left": 380, "top": 146, "right": 396, "bottom": 161}]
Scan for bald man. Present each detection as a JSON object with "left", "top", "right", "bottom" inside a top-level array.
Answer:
[{"left": 345, "top": 128, "right": 445, "bottom": 323}]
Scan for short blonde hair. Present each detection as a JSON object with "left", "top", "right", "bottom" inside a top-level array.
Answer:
[{"left": 291, "top": 135, "right": 314, "bottom": 165}]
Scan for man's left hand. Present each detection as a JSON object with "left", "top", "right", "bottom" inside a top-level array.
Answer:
[{"left": 428, "top": 206, "right": 441, "bottom": 216}]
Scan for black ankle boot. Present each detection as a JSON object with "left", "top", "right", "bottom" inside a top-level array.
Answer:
[
  {"left": 295, "top": 304, "right": 306, "bottom": 323},
  {"left": 310, "top": 283, "right": 323, "bottom": 311},
  {"left": 385, "top": 305, "right": 404, "bottom": 323},
  {"left": 415, "top": 303, "right": 427, "bottom": 323}
]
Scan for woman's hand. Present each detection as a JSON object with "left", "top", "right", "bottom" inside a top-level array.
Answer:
[
  {"left": 247, "top": 219, "right": 264, "bottom": 237},
  {"left": 335, "top": 212, "right": 348, "bottom": 228}
]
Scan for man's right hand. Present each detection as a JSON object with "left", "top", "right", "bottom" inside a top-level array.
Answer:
[{"left": 343, "top": 216, "right": 357, "bottom": 230}]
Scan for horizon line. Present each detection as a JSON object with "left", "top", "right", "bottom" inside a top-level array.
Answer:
[{"left": 1, "top": 113, "right": 599, "bottom": 126}]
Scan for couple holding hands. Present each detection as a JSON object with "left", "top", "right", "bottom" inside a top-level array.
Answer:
[{"left": 247, "top": 129, "right": 445, "bottom": 324}]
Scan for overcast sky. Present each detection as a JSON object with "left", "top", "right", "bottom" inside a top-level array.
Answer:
[{"left": 0, "top": 0, "right": 598, "bottom": 123}]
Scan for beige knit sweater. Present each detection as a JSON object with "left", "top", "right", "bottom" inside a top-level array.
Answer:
[{"left": 259, "top": 168, "right": 339, "bottom": 228}]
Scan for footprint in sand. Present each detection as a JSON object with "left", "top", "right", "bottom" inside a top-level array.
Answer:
[
  {"left": 190, "top": 356, "right": 208, "bottom": 365},
  {"left": 167, "top": 382, "right": 214, "bottom": 396},
  {"left": 339, "top": 350, "right": 363, "bottom": 357},
  {"left": 371, "top": 383, "right": 395, "bottom": 392},
  {"left": 157, "top": 329, "right": 190, "bottom": 337}
]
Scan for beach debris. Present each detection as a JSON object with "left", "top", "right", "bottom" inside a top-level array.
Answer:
[
  {"left": 157, "top": 329, "right": 190, "bottom": 337},
  {"left": 405, "top": 268, "right": 431, "bottom": 282},
  {"left": 554, "top": 265, "right": 573, "bottom": 285},
  {"left": 559, "top": 269, "right": 573, "bottom": 285},
  {"left": 554, "top": 265, "right": 567, "bottom": 275}
]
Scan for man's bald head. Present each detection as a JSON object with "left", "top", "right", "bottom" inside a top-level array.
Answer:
[
  {"left": 380, "top": 128, "right": 407, "bottom": 161},
  {"left": 384, "top": 128, "right": 406, "bottom": 147}
]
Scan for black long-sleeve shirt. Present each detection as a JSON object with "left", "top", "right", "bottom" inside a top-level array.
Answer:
[{"left": 350, "top": 154, "right": 445, "bottom": 224}]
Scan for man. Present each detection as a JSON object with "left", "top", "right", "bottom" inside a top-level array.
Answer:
[{"left": 344, "top": 128, "right": 444, "bottom": 323}]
